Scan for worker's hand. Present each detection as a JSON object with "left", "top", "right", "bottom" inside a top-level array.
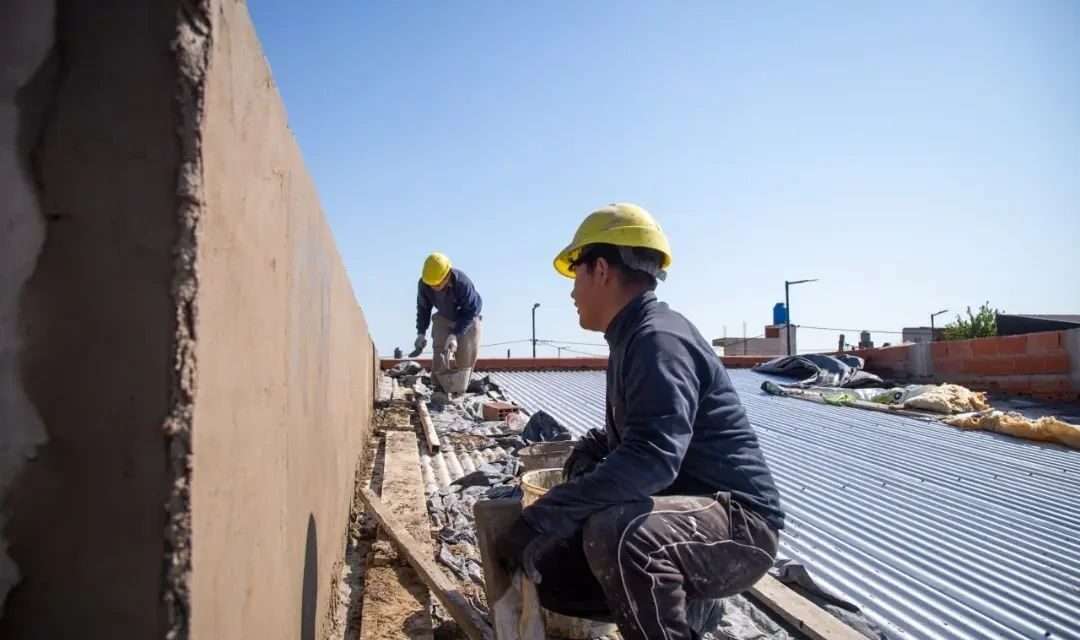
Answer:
[
  {"left": 495, "top": 515, "right": 560, "bottom": 584},
  {"left": 562, "top": 428, "right": 609, "bottom": 482},
  {"left": 408, "top": 334, "right": 427, "bottom": 358}
]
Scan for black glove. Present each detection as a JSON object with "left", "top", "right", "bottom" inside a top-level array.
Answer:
[
  {"left": 562, "top": 428, "right": 609, "bottom": 482},
  {"left": 495, "top": 515, "right": 561, "bottom": 584},
  {"left": 407, "top": 334, "right": 427, "bottom": 358}
]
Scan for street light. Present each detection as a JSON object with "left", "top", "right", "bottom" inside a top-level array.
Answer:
[
  {"left": 785, "top": 278, "right": 819, "bottom": 356},
  {"left": 930, "top": 309, "right": 949, "bottom": 341},
  {"left": 531, "top": 303, "right": 541, "bottom": 358}
]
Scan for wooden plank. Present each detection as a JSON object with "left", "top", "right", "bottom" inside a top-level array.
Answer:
[
  {"left": 749, "top": 574, "right": 866, "bottom": 640},
  {"left": 360, "top": 486, "right": 495, "bottom": 640},
  {"left": 415, "top": 398, "right": 441, "bottom": 453},
  {"left": 359, "top": 432, "right": 435, "bottom": 640}
]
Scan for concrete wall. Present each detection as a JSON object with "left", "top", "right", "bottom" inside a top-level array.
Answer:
[
  {"left": 189, "top": 2, "right": 375, "bottom": 639},
  {"left": 857, "top": 329, "right": 1080, "bottom": 401},
  {"left": 2, "top": 1, "right": 375, "bottom": 637},
  {"left": 2, "top": 1, "right": 181, "bottom": 636}
]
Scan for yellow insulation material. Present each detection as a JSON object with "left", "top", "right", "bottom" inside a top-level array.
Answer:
[
  {"left": 945, "top": 411, "right": 1080, "bottom": 450},
  {"left": 902, "top": 384, "right": 991, "bottom": 414}
]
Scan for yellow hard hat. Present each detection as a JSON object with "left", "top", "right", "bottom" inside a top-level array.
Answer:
[
  {"left": 553, "top": 203, "right": 673, "bottom": 278},
  {"left": 422, "top": 252, "right": 452, "bottom": 286}
]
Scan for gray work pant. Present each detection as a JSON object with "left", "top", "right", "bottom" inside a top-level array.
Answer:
[
  {"left": 534, "top": 493, "right": 778, "bottom": 640},
  {"left": 431, "top": 314, "right": 480, "bottom": 393}
]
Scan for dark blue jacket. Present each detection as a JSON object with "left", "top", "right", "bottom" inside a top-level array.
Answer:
[
  {"left": 524, "top": 292, "right": 785, "bottom": 538},
  {"left": 416, "top": 268, "right": 483, "bottom": 336}
]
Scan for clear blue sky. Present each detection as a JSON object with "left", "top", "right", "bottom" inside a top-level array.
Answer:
[{"left": 250, "top": 1, "right": 1079, "bottom": 357}]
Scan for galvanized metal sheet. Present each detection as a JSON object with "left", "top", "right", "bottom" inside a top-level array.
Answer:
[
  {"left": 490, "top": 369, "right": 607, "bottom": 437},
  {"left": 487, "top": 368, "right": 1080, "bottom": 640}
]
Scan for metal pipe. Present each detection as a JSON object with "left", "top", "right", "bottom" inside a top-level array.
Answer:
[
  {"left": 785, "top": 282, "right": 790, "bottom": 355},
  {"left": 931, "top": 309, "right": 949, "bottom": 341},
  {"left": 784, "top": 278, "right": 819, "bottom": 355},
  {"left": 531, "top": 303, "right": 540, "bottom": 358}
]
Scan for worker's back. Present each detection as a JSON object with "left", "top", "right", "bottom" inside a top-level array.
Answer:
[{"left": 605, "top": 292, "right": 786, "bottom": 530}]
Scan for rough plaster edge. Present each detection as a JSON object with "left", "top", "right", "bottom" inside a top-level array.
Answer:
[
  {"left": 0, "top": 0, "right": 59, "bottom": 616},
  {"left": 163, "top": 2, "right": 211, "bottom": 639}
]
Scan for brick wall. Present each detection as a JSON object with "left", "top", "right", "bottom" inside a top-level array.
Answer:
[{"left": 857, "top": 328, "right": 1080, "bottom": 400}]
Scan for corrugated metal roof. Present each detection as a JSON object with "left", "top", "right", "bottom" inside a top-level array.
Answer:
[
  {"left": 490, "top": 369, "right": 606, "bottom": 438},
  {"left": 487, "top": 368, "right": 1080, "bottom": 640}
]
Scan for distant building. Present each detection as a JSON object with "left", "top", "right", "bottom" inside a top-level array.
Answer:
[
  {"left": 996, "top": 314, "right": 1080, "bottom": 336},
  {"left": 902, "top": 327, "right": 943, "bottom": 344},
  {"left": 713, "top": 324, "right": 795, "bottom": 357}
]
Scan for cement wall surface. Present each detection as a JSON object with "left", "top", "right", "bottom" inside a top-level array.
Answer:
[
  {"left": 189, "top": 2, "right": 375, "bottom": 639},
  {"left": 1, "top": 1, "right": 180, "bottom": 637}
]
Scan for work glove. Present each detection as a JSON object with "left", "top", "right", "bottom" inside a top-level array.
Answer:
[
  {"left": 408, "top": 334, "right": 427, "bottom": 358},
  {"left": 495, "top": 515, "right": 562, "bottom": 585},
  {"left": 562, "top": 428, "right": 609, "bottom": 482},
  {"left": 445, "top": 334, "right": 459, "bottom": 364}
]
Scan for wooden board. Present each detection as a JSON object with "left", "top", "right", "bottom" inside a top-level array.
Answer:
[
  {"left": 360, "top": 487, "right": 495, "bottom": 640},
  {"left": 749, "top": 574, "right": 866, "bottom": 640},
  {"left": 473, "top": 499, "right": 520, "bottom": 614},
  {"left": 359, "top": 432, "right": 435, "bottom": 640},
  {"left": 415, "top": 398, "right": 441, "bottom": 453}
]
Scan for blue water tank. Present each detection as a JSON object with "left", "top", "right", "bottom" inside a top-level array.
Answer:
[{"left": 773, "top": 303, "right": 788, "bottom": 326}]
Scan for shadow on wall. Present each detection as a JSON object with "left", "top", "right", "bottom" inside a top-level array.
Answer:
[{"left": 301, "top": 514, "right": 318, "bottom": 640}]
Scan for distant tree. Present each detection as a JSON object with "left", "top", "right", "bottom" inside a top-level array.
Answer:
[{"left": 943, "top": 302, "right": 1000, "bottom": 340}]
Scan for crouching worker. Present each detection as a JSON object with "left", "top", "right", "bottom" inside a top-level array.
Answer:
[
  {"left": 412, "top": 252, "right": 482, "bottom": 394},
  {"left": 496, "top": 204, "right": 785, "bottom": 640}
]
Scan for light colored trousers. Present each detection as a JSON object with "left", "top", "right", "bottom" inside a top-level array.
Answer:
[{"left": 431, "top": 315, "right": 480, "bottom": 393}]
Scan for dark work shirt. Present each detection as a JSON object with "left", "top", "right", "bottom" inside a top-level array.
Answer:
[
  {"left": 416, "top": 268, "right": 482, "bottom": 336},
  {"left": 524, "top": 291, "right": 785, "bottom": 538}
]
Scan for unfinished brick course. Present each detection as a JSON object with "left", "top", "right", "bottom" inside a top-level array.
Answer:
[{"left": 857, "top": 329, "right": 1080, "bottom": 400}]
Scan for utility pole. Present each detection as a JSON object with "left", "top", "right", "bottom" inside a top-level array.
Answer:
[
  {"left": 531, "top": 303, "right": 540, "bottom": 358},
  {"left": 785, "top": 278, "right": 819, "bottom": 356},
  {"left": 930, "top": 309, "right": 949, "bottom": 342}
]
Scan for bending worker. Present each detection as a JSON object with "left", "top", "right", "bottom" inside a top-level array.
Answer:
[
  {"left": 412, "top": 252, "right": 483, "bottom": 394},
  {"left": 496, "top": 204, "right": 785, "bottom": 640}
]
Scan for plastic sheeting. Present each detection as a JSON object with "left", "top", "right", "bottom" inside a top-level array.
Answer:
[{"left": 752, "top": 354, "right": 885, "bottom": 388}]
